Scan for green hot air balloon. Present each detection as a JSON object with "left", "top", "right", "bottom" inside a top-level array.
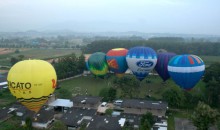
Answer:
[{"left": 88, "top": 52, "right": 108, "bottom": 77}]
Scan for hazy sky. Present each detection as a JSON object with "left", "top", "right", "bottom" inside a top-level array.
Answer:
[{"left": 0, "top": 0, "right": 220, "bottom": 35}]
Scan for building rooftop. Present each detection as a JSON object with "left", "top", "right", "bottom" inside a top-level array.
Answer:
[
  {"left": 21, "top": 106, "right": 55, "bottom": 123},
  {"left": 60, "top": 107, "right": 96, "bottom": 127},
  {"left": 121, "top": 99, "right": 168, "bottom": 110},
  {"left": 72, "top": 95, "right": 103, "bottom": 105},
  {"left": 86, "top": 115, "right": 122, "bottom": 130},
  {"left": 49, "top": 99, "right": 73, "bottom": 108}
]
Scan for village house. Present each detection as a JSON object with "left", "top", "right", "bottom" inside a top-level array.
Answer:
[
  {"left": 60, "top": 107, "right": 96, "bottom": 130},
  {"left": 72, "top": 95, "right": 102, "bottom": 109},
  {"left": 121, "top": 99, "right": 168, "bottom": 117}
]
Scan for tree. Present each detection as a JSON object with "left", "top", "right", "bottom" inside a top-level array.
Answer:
[
  {"left": 51, "top": 120, "right": 66, "bottom": 130},
  {"left": 10, "top": 57, "right": 19, "bottom": 65},
  {"left": 105, "top": 109, "right": 113, "bottom": 115},
  {"left": 205, "top": 79, "right": 220, "bottom": 107},
  {"left": 140, "top": 112, "right": 155, "bottom": 130},
  {"left": 77, "top": 53, "right": 86, "bottom": 73},
  {"left": 25, "top": 117, "right": 33, "bottom": 130},
  {"left": 113, "top": 76, "right": 140, "bottom": 98},
  {"left": 108, "top": 87, "right": 117, "bottom": 102},
  {"left": 162, "top": 88, "right": 185, "bottom": 108},
  {"left": 99, "top": 87, "right": 117, "bottom": 102},
  {"left": 203, "top": 62, "right": 220, "bottom": 83},
  {"left": 191, "top": 102, "right": 219, "bottom": 130}
]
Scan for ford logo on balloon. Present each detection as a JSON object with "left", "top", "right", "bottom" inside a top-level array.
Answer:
[{"left": 136, "top": 60, "right": 153, "bottom": 68}]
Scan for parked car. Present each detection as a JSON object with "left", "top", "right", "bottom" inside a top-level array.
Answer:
[{"left": 113, "top": 100, "right": 123, "bottom": 106}]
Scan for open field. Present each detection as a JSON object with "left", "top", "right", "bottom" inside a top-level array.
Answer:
[
  {"left": 199, "top": 55, "right": 220, "bottom": 66},
  {"left": 57, "top": 74, "right": 206, "bottom": 99},
  {"left": 0, "top": 48, "right": 81, "bottom": 66}
]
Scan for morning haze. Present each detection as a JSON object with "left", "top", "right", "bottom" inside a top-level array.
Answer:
[{"left": 0, "top": 0, "right": 220, "bottom": 35}]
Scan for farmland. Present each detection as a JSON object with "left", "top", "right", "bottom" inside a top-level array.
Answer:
[{"left": 0, "top": 48, "right": 81, "bottom": 67}]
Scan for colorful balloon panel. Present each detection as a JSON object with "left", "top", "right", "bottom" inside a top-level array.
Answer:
[
  {"left": 88, "top": 52, "right": 108, "bottom": 77},
  {"left": 85, "top": 54, "right": 91, "bottom": 70},
  {"left": 7, "top": 60, "right": 57, "bottom": 112},
  {"left": 106, "top": 48, "right": 128, "bottom": 76},
  {"left": 126, "top": 46, "right": 157, "bottom": 81},
  {"left": 155, "top": 52, "right": 176, "bottom": 81},
  {"left": 168, "top": 54, "right": 205, "bottom": 90}
]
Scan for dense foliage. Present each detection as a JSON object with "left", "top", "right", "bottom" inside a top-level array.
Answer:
[
  {"left": 203, "top": 62, "right": 220, "bottom": 108},
  {"left": 52, "top": 53, "right": 85, "bottom": 80},
  {"left": 113, "top": 76, "right": 140, "bottom": 98},
  {"left": 140, "top": 112, "right": 155, "bottom": 130},
  {"left": 191, "top": 102, "right": 219, "bottom": 130},
  {"left": 83, "top": 38, "right": 220, "bottom": 56}
]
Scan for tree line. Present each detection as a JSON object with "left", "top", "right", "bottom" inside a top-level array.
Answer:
[
  {"left": 83, "top": 38, "right": 220, "bottom": 56},
  {"left": 52, "top": 53, "right": 86, "bottom": 80}
]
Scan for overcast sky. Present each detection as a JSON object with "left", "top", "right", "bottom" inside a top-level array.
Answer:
[{"left": 0, "top": 0, "right": 220, "bottom": 35}]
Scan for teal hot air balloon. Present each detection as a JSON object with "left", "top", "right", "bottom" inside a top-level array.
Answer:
[
  {"left": 168, "top": 54, "right": 205, "bottom": 90},
  {"left": 106, "top": 48, "right": 128, "bottom": 77},
  {"left": 88, "top": 52, "right": 108, "bottom": 77},
  {"left": 126, "top": 46, "right": 157, "bottom": 81}
]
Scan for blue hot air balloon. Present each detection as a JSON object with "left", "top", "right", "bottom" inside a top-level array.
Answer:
[
  {"left": 168, "top": 54, "right": 205, "bottom": 90},
  {"left": 155, "top": 52, "right": 176, "bottom": 82},
  {"left": 126, "top": 46, "right": 157, "bottom": 81}
]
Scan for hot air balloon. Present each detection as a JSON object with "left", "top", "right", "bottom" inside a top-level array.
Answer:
[
  {"left": 106, "top": 48, "right": 128, "bottom": 77},
  {"left": 126, "top": 46, "right": 157, "bottom": 81},
  {"left": 155, "top": 52, "right": 176, "bottom": 82},
  {"left": 85, "top": 54, "right": 91, "bottom": 71},
  {"left": 168, "top": 54, "right": 205, "bottom": 90},
  {"left": 88, "top": 52, "right": 108, "bottom": 77},
  {"left": 7, "top": 60, "right": 57, "bottom": 113}
]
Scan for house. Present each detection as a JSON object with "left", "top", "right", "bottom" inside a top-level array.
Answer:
[
  {"left": 72, "top": 95, "right": 102, "bottom": 109},
  {"left": 0, "top": 73, "right": 7, "bottom": 89},
  {"left": 60, "top": 107, "right": 96, "bottom": 130},
  {"left": 86, "top": 115, "right": 124, "bottom": 130},
  {"left": 48, "top": 99, "right": 73, "bottom": 112},
  {"left": 0, "top": 107, "right": 14, "bottom": 123},
  {"left": 120, "top": 113, "right": 142, "bottom": 130},
  {"left": 20, "top": 106, "right": 55, "bottom": 129},
  {"left": 121, "top": 99, "right": 168, "bottom": 117}
]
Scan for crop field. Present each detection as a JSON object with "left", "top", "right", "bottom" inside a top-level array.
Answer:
[{"left": 0, "top": 48, "right": 81, "bottom": 66}]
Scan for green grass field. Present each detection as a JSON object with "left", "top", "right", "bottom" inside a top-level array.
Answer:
[
  {"left": 0, "top": 48, "right": 81, "bottom": 66},
  {"left": 57, "top": 74, "right": 206, "bottom": 99},
  {"left": 57, "top": 75, "right": 112, "bottom": 96},
  {"left": 199, "top": 55, "right": 220, "bottom": 66}
]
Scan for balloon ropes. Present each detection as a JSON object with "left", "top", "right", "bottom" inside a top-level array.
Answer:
[{"left": 7, "top": 60, "right": 57, "bottom": 113}]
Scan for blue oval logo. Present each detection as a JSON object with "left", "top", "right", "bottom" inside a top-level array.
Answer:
[{"left": 136, "top": 60, "right": 154, "bottom": 68}]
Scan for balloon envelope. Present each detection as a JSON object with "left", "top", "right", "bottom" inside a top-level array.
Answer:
[
  {"left": 7, "top": 60, "right": 57, "bottom": 112},
  {"left": 106, "top": 48, "right": 128, "bottom": 77},
  {"left": 126, "top": 46, "right": 157, "bottom": 81},
  {"left": 88, "top": 52, "right": 108, "bottom": 77},
  {"left": 168, "top": 54, "right": 205, "bottom": 90},
  {"left": 85, "top": 54, "right": 91, "bottom": 71},
  {"left": 155, "top": 52, "right": 176, "bottom": 81}
]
